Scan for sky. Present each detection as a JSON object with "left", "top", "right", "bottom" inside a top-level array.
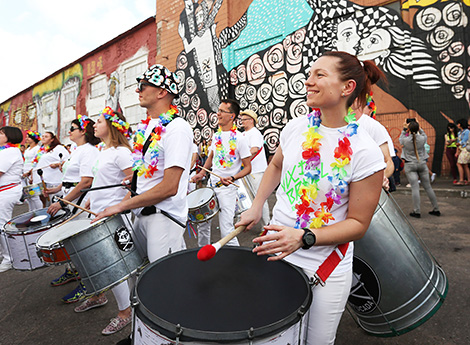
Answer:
[{"left": 0, "top": 0, "right": 156, "bottom": 102}]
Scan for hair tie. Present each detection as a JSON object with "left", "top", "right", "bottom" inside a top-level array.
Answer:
[
  {"left": 360, "top": 61, "right": 364, "bottom": 68},
  {"left": 101, "top": 106, "right": 131, "bottom": 138}
]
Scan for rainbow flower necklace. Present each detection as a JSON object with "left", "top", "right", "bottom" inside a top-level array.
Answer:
[
  {"left": 214, "top": 123, "right": 237, "bottom": 168},
  {"left": 32, "top": 145, "right": 50, "bottom": 166},
  {"left": 0, "top": 143, "right": 20, "bottom": 151},
  {"left": 295, "top": 108, "right": 358, "bottom": 230},
  {"left": 132, "top": 105, "right": 177, "bottom": 178}
]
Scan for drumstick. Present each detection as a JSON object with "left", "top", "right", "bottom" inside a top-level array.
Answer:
[
  {"left": 56, "top": 197, "right": 97, "bottom": 216},
  {"left": 57, "top": 210, "right": 85, "bottom": 227},
  {"left": 37, "top": 169, "right": 50, "bottom": 203},
  {"left": 197, "top": 165, "right": 239, "bottom": 188},
  {"left": 197, "top": 225, "right": 246, "bottom": 261}
]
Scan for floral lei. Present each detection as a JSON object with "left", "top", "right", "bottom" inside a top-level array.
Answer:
[
  {"left": 295, "top": 109, "right": 358, "bottom": 230},
  {"left": 366, "top": 92, "right": 376, "bottom": 119},
  {"left": 0, "top": 143, "right": 20, "bottom": 151},
  {"left": 214, "top": 123, "right": 237, "bottom": 168},
  {"left": 101, "top": 106, "right": 131, "bottom": 138},
  {"left": 132, "top": 105, "right": 177, "bottom": 178},
  {"left": 27, "top": 130, "right": 41, "bottom": 141},
  {"left": 32, "top": 145, "right": 50, "bottom": 166}
]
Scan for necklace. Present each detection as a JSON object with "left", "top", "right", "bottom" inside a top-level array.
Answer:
[
  {"left": 0, "top": 143, "right": 20, "bottom": 151},
  {"left": 32, "top": 145, "right": 50, "bottom": 166},
  {"left": 132, "top": 105, "right": 177, "bottom": 178},
  {"left": 295, "top": 108, "right": 358, "bottom": 230},
  {"left": 214, "top": 124, "right": 237, "bottom": 168}
]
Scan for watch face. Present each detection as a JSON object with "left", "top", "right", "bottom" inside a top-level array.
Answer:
[{"left": 305, "top": 233, "right": 315, "bottom": 245}]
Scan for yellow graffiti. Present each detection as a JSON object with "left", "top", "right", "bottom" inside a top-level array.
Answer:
[
  {"left": 402, "top": 0, "right": 469, "bottom": 9},
  {"left": 64, "top": 63, "right": 83, "bottom": 83},
  {"left": 86, "top": 56, "right": 103, "bottom": 76},
  {"left": 0, "top": 100, "right": 11, "bottom": 112},
  {"left": 32, "top": 63, "right": 83, "bottom": 99}
]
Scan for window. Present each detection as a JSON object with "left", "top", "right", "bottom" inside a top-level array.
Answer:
[
  {"left": 124, "top": 61, "right": 147, "bottom": 88},
  {"left": 124, "top": 104, "right": 146, "bottom": 127},
  {"left": 90, "top": 77, "right": 106, "bottom": 98},
  {"left": 14, "top": 110, "right": 22, "bottom": 124},
  {"left": 28, "top": 105, "right": 36, "bottom": 120},
  {"left": 64, "top": 89, "right": 77, "bottom": 108},
  {"left": 44, "top": 98, "right": 54, "bottom": 116}
]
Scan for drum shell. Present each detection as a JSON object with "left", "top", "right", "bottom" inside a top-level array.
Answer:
[
  {"left": 348, "top": 191, "right": 448, "bottom": 336},
  {"left": 131, "top": 247, "right": 312, "bottom": 344},
  {"left": 234, "top": 177, "right": 254, "bottom": 216},
  {"left": 187, "top": 188, "right": 219, "bottom": 223},
  {"left": 22, "top": 183, "right": 43, "bottom": 200},
  {"left": 62, "top": 215, "right": 145, "bottom": 295},
  {"left": 36, "top": 240, "right": 70, "bottom": 265}
]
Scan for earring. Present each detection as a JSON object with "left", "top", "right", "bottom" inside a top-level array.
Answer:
[{"left": 341, "top": 92, "right": 345, "bottom": 97}]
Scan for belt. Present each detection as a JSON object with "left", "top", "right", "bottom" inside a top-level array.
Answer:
[
  {"left": 0, "top": 183, "right": 19, "bottom": 192},
  {"left": 63, "top": 182, "right": 78, "bottom": 188},
  {"left": 141, "top": 206, "right": 157, "bottom": 216}
]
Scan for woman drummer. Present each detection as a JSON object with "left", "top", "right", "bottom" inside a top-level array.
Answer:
[
  {"left": 47, "top": 115, "right": 100, "bottom": 303},
  {"left": 0, "top": 126, "right": 24, "bottom": 273},
  {"left": 33, "top": 131, "right": 70, "bottom": 204},
  {"left": 72, "top": 107, "right": 134, "bottom": 335},
  {"left": 236, "top": 51, "right": 386, "bottom": 344},
  {"left": 22, "top": 131, "right": 43, "bottom": 211}
]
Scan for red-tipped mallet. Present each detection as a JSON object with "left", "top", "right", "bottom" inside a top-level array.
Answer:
[{"left": 197, "top": 225, "right": 246, "bottom": 261}]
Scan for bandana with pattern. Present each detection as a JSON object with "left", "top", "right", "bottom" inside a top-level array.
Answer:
[
  {"left": 294, "top": 109, "right": 358, "bottom": 230},
  {"left": 214, "top": 124, "right": 237, "bottom": 168},
  {"left": 132, "top": 105, "right": 177, "bottom": 178}
]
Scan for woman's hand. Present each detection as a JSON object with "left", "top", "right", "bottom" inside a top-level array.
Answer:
[
  {"left": 235, "top": 206, "right": 263, "bottom": 231},
  {"left": 49, "top": 163, "right": 61, "bottom": 169},
  {"left": 47, "top": 202, "right": 62, "bottom": 216},
  {"left": 252, "top": 224, "right": 304, "bottom": 261}
]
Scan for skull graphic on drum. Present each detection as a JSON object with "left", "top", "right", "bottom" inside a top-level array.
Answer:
[{"left": 114, "top": 227, "right": 134, "bottom": 252}]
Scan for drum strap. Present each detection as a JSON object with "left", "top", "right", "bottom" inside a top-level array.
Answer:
[
  {"left": 0, "top": 183, "right": 19, "bottom": 192},
  {"left": 251, "top": 147, "right": 263, "bottom": 161},
  {"left": 315, "top": 243, "right": 349, "bottom": 285}
]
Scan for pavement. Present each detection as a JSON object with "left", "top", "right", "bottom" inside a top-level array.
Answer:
[{"left": 0, "top": 175, "right": 469, "bottom": 345}]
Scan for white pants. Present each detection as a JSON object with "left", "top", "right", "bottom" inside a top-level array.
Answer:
[
  {"left": 133, "top": 212, "right": 186, "bottom": 263},
  {"left": 302, "top": 268, "right": 352, "bottom": 345},
  {"left": 246, "top": 173, "right": 270, "bottom": 225},
  {"left": 112, "top": 281, "right": 131, "bottom": 311},
  {"left": 196, "top": 185, "right": 239, "bottom": 247},
  {"left": 0, "top": 185, "right": 22, "bottom": 264}
]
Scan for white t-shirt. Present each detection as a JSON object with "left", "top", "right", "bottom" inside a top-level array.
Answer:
[
  {"left": 357, "top": 115, "right": 395, "bottom": 157},
  {"left": 0, "top": 147, "right": 23, "bottom": 186},
  {"left": 243, "top": 127, "right": 268, "bottom": 174},
  {"left": 62, "top": 143, "right": 98, "bottom": 183},
  {"left": 272, "top": 116, "right": 385, "bottom": 275},
  {"left": 89, "top": 146, "right": 133, "bottom": 213},
  {"left": 136, "top": 117, "right": 194, "bottom": 223},
  {"left": 209, "top": 129, "right": 251, "bottom": 184},
  {"left": 23, "top": 145, "right": 41, "bottom": 184},
  {"left": 37, "top": 145, "right": 70, "bottom": 185}
]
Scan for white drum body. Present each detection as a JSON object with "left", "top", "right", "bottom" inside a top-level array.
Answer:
[{"left": 187, "top": 188, "right": 219, "bottom": 223}]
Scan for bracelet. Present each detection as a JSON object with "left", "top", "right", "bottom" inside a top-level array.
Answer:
[
  {"left": 230, "top": 176, "right": 235, "bottom": 182},
  {"left": 59, "top": 200, "right": 67, "bottom": 208}
]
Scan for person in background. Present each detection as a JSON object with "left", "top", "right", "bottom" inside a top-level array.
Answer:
[
  {"left": 455, "top": 119, "right": 470, "bottom": 186},
  {"left": 391, "top": 148, "right": 403, "bottom": 187},
  {"left": 22, "top": 131, "right": 43, "bottom": 211},
  {"left": 236, "top": 51, "right": 385, "bottom": 345},
  {"left": 0, "top": 126, "right": 24, "bottom": 273},
  {"left": 239, "top": 109, "right": 270, "bottom": 225},
  {"left": 445, "top": 123, "right": 459, "bottom": 184},
  {"left": 399, "top": 120, "right": 440, "bottom": 217}
]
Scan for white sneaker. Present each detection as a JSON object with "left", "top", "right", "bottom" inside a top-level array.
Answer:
[
  {"left": 0, "top": 261, "right": 12, "bottom": 272},
  {"left": 431, "top": 173, "right": 436, "bottom": 183}
]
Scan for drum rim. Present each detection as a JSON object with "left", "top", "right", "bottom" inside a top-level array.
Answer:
[
  {"left": 187, "top": 187, "right": 216, "bottom": 211},
  {"left": 133, "top": 247, "right": 313, "bottom": 342},
  {"left": 3, "top": 208, "right": 71, "bottom": 234}
]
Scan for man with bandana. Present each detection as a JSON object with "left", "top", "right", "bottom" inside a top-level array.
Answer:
[{"left": 94, "top": 64, "right": 193, "bottom": 263}]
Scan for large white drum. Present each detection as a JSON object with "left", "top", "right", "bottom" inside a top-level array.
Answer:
[{"left": 132, "top": 247, "right": 312, "bottom": 344}]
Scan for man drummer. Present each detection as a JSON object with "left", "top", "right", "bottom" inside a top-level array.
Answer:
[
  {"left": 93, "top": 64, "right": 193, "bottom": 263},
  {"left": 191, "top": 99, "right": 251, "bottom": 246},
  {"left": 239, "top": 109, "right": 270, "bottom": 225}
]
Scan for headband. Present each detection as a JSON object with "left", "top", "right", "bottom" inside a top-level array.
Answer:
[
  {"left": 26, "top": 130, "right": 41, "bottom": 141},
  {"left": 77, "top": 114, "right": 91, "bottom": 130},
  {"left": 101, "top": 107, "right": 131, "bottom": 138}
]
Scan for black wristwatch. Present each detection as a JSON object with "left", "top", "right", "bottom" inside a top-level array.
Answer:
[{"left": 301, "top": 228, "right": 316, "bottom": 249}]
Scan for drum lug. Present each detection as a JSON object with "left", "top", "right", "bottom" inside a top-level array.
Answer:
[
  {"left": 311, "top": 274, "right": 325, "bottom": 288},
  {"left": 247, "top": 327, "right": 254, "bottom": 345},
  {"left": 174, "top": 324, "right": 183, "bottom": 345}
]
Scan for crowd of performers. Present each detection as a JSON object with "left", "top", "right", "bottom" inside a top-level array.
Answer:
[{"left": 0, "top": 51, "right": 414, "bottom": 344}]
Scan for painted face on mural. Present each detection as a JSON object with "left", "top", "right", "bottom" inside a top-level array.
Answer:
[
  {"left": 305, "top": 56, "right": 346, "bottom": 109},
  {"left": 93, "top": 114, "right": 109, "bottom": 140},
  {"left": 334, "top": 19, "right": 360, "bottom": 55},
  {"left": 358, "top": 29, "right": 391, "bottom": 60}
]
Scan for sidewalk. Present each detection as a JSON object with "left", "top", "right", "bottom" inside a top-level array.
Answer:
[{"left": 394, "top": 174, "right": 470, "bottom": 198}]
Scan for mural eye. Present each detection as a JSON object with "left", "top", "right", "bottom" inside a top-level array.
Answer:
[{"left": 370, "top": 37, "right": 378, "bottom": 45}]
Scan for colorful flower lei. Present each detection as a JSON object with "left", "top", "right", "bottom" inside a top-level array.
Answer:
[
  {"left": 32, "top": 145, "right": 50, "bottom": 166},
  {"left": 0, "top": 143, "right": 20, "bottom": 151},
  {"left": 101, "top": 107, "right": 131, "bottom": 138},
  {"left": 132, "top": 105, "right": 177, "bottom": 178},
  {"left": 295, "top": 109, "right": 358, "bottom": 230},
  {"left": 77, "top": 114, "right": 90, "bottom": 130},
  {"left": 366, "top": 92, "right": 376, "bottom": 119},
  {"left": 214, "top": 123, "right": 237, "bottom": 168},
  {"left": 26, "top": 130, "right": 41, "bottom": 141}
]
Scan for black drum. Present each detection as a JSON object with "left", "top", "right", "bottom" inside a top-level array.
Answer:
[
  {"left": 132, "top": 247, "right": 312, "bottom": 344},
  {"left": 3, "top": 208, "right": 71, "bottom": 270}
]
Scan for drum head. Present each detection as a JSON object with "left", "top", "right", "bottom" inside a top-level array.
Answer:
[
  {"left": 4, "top": 208, "right": 71, "bottom": 234},
  {"left": 39, "top": 218, "right": 101, "bottom": 245},
  {"left": 187, "top": 188, "right": 214, "bottom": 209},
  {"left": 135, "top": 247, "right": 312, "bottom": 342}
]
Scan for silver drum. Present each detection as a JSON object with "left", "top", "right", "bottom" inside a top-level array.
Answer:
[
  {"left": 348, "top": 190, "right": 448, "bottom": 336},
  {"left": 187, "top": 188, "right": 219, "bottom": 223},
  {"left": 57, "top": 214, "right": 146, "bottom": 295}
]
